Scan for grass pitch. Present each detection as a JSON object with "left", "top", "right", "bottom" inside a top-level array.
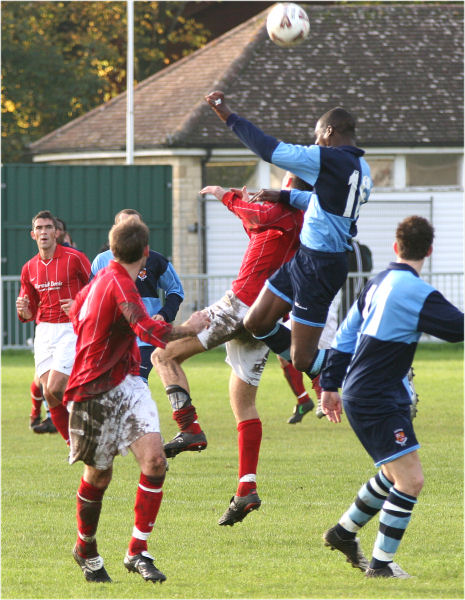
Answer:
[{"left": 2, "top": 344, "right": 463, "bottom": 599}]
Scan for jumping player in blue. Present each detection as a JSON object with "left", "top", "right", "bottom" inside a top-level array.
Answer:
[
  {"left": 91, "top": 209, "right": 184, "bottom": 383},
  {"left": 320, "top": 216, "right": 464, "bottom": 578},
  {"left": 205, "top": 91, "right": 372, "bottom": 384}
]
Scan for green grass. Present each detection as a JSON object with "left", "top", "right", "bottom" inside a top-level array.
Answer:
[{"left": 2, "top": 344, "right": 463, "bottom": 599}]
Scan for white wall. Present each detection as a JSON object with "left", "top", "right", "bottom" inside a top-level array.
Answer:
[{"left": 356, "top": 190, "right": 463, "bottom": 274}]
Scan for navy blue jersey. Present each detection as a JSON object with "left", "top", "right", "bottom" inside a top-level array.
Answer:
[
  {"left": 91, "top": 249, "right": 184, "bottom": 346},
  {"left": 227, "top": 113, "right": 372, "bottom": 252},
  {"left": 320, "top": 262, "right": 463, "bottom": 405}
]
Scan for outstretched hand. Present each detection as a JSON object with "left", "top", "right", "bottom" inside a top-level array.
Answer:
[
  {"left": 248, "top": 189, "right": 281, "bottom": 204},
  {"left": 200, "top": 185, "right": 226, "bottom": 201},
  {"left": 321, "top": 390, "right": 343, "bottom": 423},
  {"left": 205, "top": 90, "right": 233, "bottom": 122},
  {"left": 230, "top": 186, "right": 249, "bottom": 202}
]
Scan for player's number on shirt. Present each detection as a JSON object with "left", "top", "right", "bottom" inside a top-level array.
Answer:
[{"left": 343, "top": 171, "right": 371, "bottom": 219}]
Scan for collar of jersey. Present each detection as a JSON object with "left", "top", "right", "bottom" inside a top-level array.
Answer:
[{"left": 387, "top": 262, "right": 420, "bottom": 277}]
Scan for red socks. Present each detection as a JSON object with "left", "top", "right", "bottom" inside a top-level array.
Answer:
[
  {"left": 30, "top": 380, "right": 43, "bottom": 419},
  {"left": 75, "top": 478, "right": 105, "bottom": 558},
  {"left": 283, "top": 363, "right": 310, "bottom": 403},
  {"left": 311, "top": 374, "right": 322, "bottom": 399},
  {"left": 128, "top": 473, "right": 165, "bottom": 556},
  {"left": 49, "top": 404, "right": 70, "bottom": 444},
  {"left": 173, "top": 406, "right": 202, "bottom": 434},
  {"left": 75, "top": 473, "right": 166, "bottom": 559},
  {"left": 236, "top": 419, "right": 262, "bottom": 497}
]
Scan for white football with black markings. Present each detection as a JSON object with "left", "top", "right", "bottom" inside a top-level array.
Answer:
[{"left": 266, "top": 3, "right": 310, "bottom": 48}]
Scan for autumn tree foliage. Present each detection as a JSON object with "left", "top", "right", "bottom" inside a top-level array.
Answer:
[{"left": 1, "top": 1, "right": 211, "bottom": 162}]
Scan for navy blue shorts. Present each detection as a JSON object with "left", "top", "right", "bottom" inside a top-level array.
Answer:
[
  {"left": 343, "top": 399, "right": 420, "bottom": 468},
  {"left": 138, "top": 345, "right": 155, "bottom": 383},
  {"left": 266, "top": 246, "right": 348, "bottom": 326}
]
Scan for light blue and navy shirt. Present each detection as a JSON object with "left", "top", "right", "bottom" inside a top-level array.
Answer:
[
  {"left": 227, "top": 113, "right": 372, "bottom": 252},
  {"left": 320, "top": 262, "right": 464, "bottom": 406},
  {"left": 91, "top": 249, "right": 184, "bottom": 347}
]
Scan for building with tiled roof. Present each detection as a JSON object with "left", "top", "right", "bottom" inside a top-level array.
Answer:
[
  {"left": 29, "top": 2, "right": 463, "bottom": 311},
  {"left": 30, "top": 2, "right": 463, "bottom": 154}
]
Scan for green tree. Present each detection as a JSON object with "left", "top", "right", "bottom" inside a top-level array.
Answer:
[{"left": 1, "top": 1, "right": 210, "bottom": 163}]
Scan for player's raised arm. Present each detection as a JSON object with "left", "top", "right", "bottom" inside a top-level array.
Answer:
[{"left": 204, "top": 91, "right": 232, "bottom": 122}]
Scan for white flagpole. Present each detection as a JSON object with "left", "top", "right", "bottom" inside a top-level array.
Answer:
[{"left": 126, "top": 0, "right": 134, "bottom": 165}]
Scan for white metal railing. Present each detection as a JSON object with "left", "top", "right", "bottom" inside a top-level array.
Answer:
[{"left": 2, "top": 272, "right": 463, "bottom": 349}]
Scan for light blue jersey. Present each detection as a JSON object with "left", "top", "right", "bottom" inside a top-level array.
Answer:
[
  {"left": 321, "top": 263, "right": 464, "bottom": 406},
  {"left": 227, "top": 114, "right": 373, "bottom": 252}
]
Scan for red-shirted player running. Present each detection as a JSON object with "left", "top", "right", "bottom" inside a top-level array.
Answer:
[
  {"left": 63, "top": 217, "right": 209, "bottom": 584},
  {"left": 16, "top": 210, "right": 91, "bottom": 443},
  {"left": 152, "top": 184, "right": 303, "bottom": 526}
]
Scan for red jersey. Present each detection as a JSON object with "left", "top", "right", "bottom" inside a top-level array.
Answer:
[
  {"left": 222, "top": 191, "right": 303, "bottom": 307},
  {"left": 19, "top": 244, "right": 91, "bottom": 324},
  {"left": 64, "top": 260, "right": 173, "bottom": 402}
]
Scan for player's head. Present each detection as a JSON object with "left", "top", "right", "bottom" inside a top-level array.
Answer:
[
  {"left": 395, "top": 215, "right": 434, "bottom": 261},
  {"left": 281, "top": 171, "right": 313, "bottom": 191},
  {"left": 31, "top": 210, "right": 59, "bottom": 251},
  {"left": 314, "top": 107, "right": 356, "bottom": 146},
  {"left": 114, "top": 208, "right": 142, "bottom": 225},
  {"left": 55, "top": 217, "right": 67, "bottom": 244},
  {"left": 31, "top": 210, "right": 58, "bottom": 231},
  {"left": 109, "top": 217, "right": 149, "bottom": 264}
]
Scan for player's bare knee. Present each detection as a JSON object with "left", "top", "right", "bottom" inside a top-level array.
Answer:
[
  {"left": 142, "top": 453, "right": 166, "bottom": 478},
  {"left": 242, "top": 311, "right": 254, "bottom": 332},
  {"left": 50, "top": 387, "right": 64, "bottom": 402},
  {"left": 410, "top": 472, "right": 424, "bottom": 497},
  {"left": 152, "top": 346, "right": 184, "bottom": 371},
  {"left": 151, "top": 347, "right": 163, "bottom": 369},
  {"left": 84, "top": 466, "right": 112, "bottom": 490},
  {"left": 243, "top": 311, "right": 267, "bottom": 337},
  {"left": 151, "top": 348, "right": 171, "bottom": 374},
  {"left": 290, "top": 351, "right": 311, "bottom": 373},
  {"left": 42, "top": 387, "right": 60, "bottom": 408}
]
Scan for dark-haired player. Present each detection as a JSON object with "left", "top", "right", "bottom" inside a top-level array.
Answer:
[
  {"left": 205, "top": 91, "right": 372, "bottom": 392},
  {"left": 64, "top": 217, "right": 209, "bottom": 584},
  {"left": 29, "top": 215, "right": 87, "bottom": 435},
  {"left": 320, "top": 216, "right": 463, "bottom": 578},
  {"left": 16, "top": 210, "right": 91, "bottom": 443}
]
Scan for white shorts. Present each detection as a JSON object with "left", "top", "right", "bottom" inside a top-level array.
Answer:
[
  {"left": 68, "top": 374, "right": 160, "bottom": 470},
  {"left": 34, "top": 322, "right": 77, "bottom": 377},
  {"left": 197, "top": 290, "right": 269, "bottom": 387}
]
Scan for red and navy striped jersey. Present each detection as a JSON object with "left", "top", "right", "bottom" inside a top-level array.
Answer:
[{"left": 18, "top": 244, "right": 91, "bottom": 324}]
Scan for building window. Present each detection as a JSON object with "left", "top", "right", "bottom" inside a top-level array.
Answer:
[
  {"left": 406, "top": 154, "right": 460, "bottom": 187},
  {"left": 205, "top": 162, "right": 257, "bottom": 189},
  {"left": 365, "top": 158, "right": 394, "bottom": 188}
]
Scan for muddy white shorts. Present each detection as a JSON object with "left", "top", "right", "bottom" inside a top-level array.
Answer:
[
  {"left": 68, "top": 374, "right": 161, "bottom": 470},
  {"left": 197, "top": 290, "right": 269, "bottom": 386},
  {"left": 34, "top": 321, "right": 77, "bottom": 377}
]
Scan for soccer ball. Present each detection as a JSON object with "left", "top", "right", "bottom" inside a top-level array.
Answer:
[{"left": 266, "top": 3, "right": 310, "bottom": 48}]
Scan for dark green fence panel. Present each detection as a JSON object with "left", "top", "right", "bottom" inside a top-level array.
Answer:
[{"left": 1, "top": 164, "right": 172, "bottom": 275}]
